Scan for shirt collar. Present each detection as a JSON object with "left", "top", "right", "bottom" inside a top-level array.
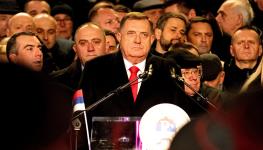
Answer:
[{"left": 123, "top": 57, "right": 146, "bottom": 73}]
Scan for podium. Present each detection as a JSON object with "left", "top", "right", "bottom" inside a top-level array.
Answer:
[
  {"left": 91, "top": 117, "right": 141, "bottom": 150},
  {"left": 89, "top": 104, "right": 190, "bottom": 150}
]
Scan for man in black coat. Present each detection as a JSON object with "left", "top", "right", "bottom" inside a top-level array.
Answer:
[
  {"left": 50, "top": 22, "right": 107, "bottom": 90},
  {"left": 81, "top": 12, "right": 180, "bottom": 117},
  {"left": 164, "top": 47, "right": 222, "bottom": 118},
  {"left": 79, "top": 12, "right": 182, "bottom": 150}
]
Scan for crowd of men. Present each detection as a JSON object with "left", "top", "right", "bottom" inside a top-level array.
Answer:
[{"left": 1, "top": 0, "right": 263, "bottom": 149}]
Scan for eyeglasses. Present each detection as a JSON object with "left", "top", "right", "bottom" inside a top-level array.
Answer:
[{"left": 181, "top": 68, "right": 202, "bottom": 79}]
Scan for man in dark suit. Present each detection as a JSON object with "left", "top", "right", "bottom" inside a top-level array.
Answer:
[
  {"left": 79, "top": 12, "right": 182, "bottom": 150},
  {"left": 0, "top": 63, "right": 73, "bottom": 150},
  {"left": 51, "top": 22, "right": 107, "bottom": 90}
]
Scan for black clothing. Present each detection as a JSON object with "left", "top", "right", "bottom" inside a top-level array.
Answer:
[
  {"left": 212, "top": 33, "right": 232, "bottom": 65},
  {"left": 80, "top": 51, "right": 181, "bottom": 117},
  {"left": 78, "top": 51, "right": 184, "bottom": 149},
  {"left": 42, "top": 39, "right": 75, "bottom": 73},
  {"left": 50, "top": 59, "right": 82, "bottom": 90},
  {"left": 150, "top": 40, "right": 165, "bottom": 57},
  {"left": 223, "top": 60, "right": 259, "bottom": 93}
]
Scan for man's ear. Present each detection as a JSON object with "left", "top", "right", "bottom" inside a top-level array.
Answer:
[
  {"left": 219, "top": 71, "right": 225, "bottom": 84},
  {"left": 116, "top": 32, "right": 121, "bottom": 43},
  {"left": 258, "top": 44, "right": 262, "bottom": 56},
  {"left": 230, "top": 45, "right": 235, "bottom": 57},
  {"left": 6, "top": 28, "right": 11, "bottom": 37},
  {"left": 9, "top": 53, "right": 17, "bottom": 63},
  {"left": 150, "top": 34, "right": 155, "bottom": 45},
  {"left": 154, "top": 28, "right": 162, "bottom": 41},
  {"left": 235, "top": 14, "right": 244, "bottom": 31},
  {"left": 73, "top": 43, "right": 77, "bottom": 53},
  {"left": 188, "top": 9, "right": 196, "bottom": 19}
]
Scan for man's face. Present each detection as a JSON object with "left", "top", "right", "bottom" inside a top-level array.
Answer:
[
  {"left": 25, "top": 1, "right": 50, "bottom": 16},
  {"left": 181, "top": 67, "right": 201, "bottom": 96},
  {"left": 0, "top": 14, "right": 12, "bottom": 39},
  {"left": 54, "top": 14, "right": 73, "bottom": 39},
  {"left": 34, "top": 17, "right": 56, "bottom": 49},
  {"left": 159, "top": 18, "right": 186, "bottom": 51},
  {"left": 94, "top": 8, "right": 120, "bottom": 33},
  {"left": 143, "top": 8, "right": 163, "bottom": 28},
  {"left": 187, "top": 22, "right": 213, "bottom": 54},
  {"left": 230, "top": 29, "right": 262, "bottom": 62},
  {"left": 106, "top": 35, "right": 117, "bottom": 54},
  {"left": 117, "top": 19, "right": 154, "bottom": 64},
  {"left": 216, "top": 3, "right": 240, "bottom": 36},
  {"left": 10, "top": 35, "right": 43, "bottom": 71},
  {"left": 7, "top": 14, "right": 35, "bottom": 36},
  {"left": 73, "top": 25, "right": 106, "bottom": 65}
]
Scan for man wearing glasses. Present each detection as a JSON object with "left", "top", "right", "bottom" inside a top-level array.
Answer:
[{"left": 165, "top": 46, "right": 222, "bottom": 117}]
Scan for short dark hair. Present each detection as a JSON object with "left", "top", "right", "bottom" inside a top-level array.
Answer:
[
  {"left": 6, "top": 32, "right": 42, "bottom": 62},
  {"left": 104, "top": 30, "right": 117, "bottom": 42},
  {"left": 119, "top": 12, "right": 154, "bottom": 33},
  {"left": 114, "top": 4, "right": 131, "bottom": 13},
  {"left": 88, "top": 2, "right": 114, "bottom": 21},
  {"left": 186, "top": 16, "right": 212, "bottom": 35},
  {"left": 164, "top": 0, "right": 195, "bottom": 15},
  {"left": 156, "top": 12, "right": 188, "bottom": 31},
  {"left": 232, "top": 25, "right": 263, "bottom": 44}
]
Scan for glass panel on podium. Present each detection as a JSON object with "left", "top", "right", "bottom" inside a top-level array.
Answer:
[{"left": 91, "top": 117, "right": 141, "bottom": 150}]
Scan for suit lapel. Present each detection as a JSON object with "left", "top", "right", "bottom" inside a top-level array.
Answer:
[{"left": 111, "top": 51, "right": 135, "bottom": 107}]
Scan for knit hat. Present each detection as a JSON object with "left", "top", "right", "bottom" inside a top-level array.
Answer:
[
  {"left": 200, "top": 53, "right": 223, "bottom": 81},
  {"left": 51, "top": 3, "right": 73, "bottom": 18},
  {"left": 133, "top": 0, "right": 164, "bottom": 11}
]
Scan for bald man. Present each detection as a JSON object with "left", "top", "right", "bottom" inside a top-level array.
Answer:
[
  {"left": 33, "top": 13, "right": 75, "bottom": 72},
  {"left": 7, "top": 12, "right": 35, "bottom": 37},
  {"left": 24, "top": 0, "right": 51, "bottom": 16},
  {"left": 51, "top": 22, "right": 107, "bottom": 90}
]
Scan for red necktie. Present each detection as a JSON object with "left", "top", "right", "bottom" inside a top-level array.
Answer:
[{"left": 129, "top": 66, "right": 139, "bottom": 102}]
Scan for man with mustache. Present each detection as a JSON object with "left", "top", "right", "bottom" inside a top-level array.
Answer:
[{"left": 152, "top": 12, "right": 188, "bottom": 56}]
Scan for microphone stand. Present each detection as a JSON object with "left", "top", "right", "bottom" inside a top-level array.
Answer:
[
  {"left": 71, "top": 70, "right": 149, "bottom": 150},
  {"left": 170, "top": 68, "right": 218, "bottom": 111},
  {"left": 72, "top": 70, "right": 149, "bottom": 120}
]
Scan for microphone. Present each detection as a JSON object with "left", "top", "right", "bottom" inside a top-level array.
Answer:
[
  {"left": 169, "top": 67, "right": 218, "bottom": 111},
  {"left": 148, "top": 64, "right": 153, "bottom": 76},
  {"left": 72, "top": 67, "right": 152, "bottom": 120},
  {"left": 146, "top": 64, "right": 153, "bottom": 78},
  {"left": 139, "top": 64, "right": 153, "bottom": 79}
]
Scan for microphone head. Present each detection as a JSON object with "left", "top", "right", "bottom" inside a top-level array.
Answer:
[{"left": 138, "top": 72, "right": 148, "bottom": 79}]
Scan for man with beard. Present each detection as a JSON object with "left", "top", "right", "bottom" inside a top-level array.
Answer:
[{"left": 152, "top": 12, "right": 188, "bottom": 57}]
